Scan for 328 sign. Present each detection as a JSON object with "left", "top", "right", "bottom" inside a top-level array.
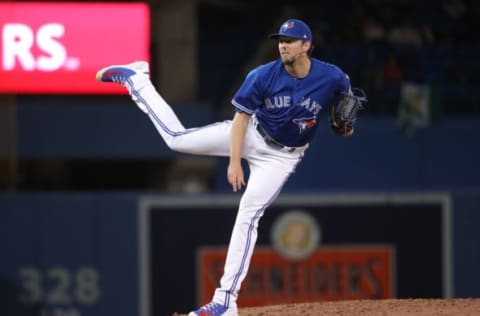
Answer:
[{"left": 18, "top": 266, "right": 101, "bottom": 306}]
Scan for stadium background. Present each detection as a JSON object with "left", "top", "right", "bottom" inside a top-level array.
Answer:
[{"left": 1, "top": 0, "right": 479, "bottom": 315}]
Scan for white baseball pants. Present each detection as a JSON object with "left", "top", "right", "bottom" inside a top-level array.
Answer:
[{"left": 127, "top": 75, "right": 307, "bottom": 308}]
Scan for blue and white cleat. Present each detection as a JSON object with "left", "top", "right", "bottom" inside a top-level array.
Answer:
[
  {"left": 95, "top": 61, "right": 149, "bottom": 84},
  {"left": 188, "top": 302, "right": 238, "bottom": 316}
]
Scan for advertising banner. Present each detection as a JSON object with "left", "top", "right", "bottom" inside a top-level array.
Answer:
[
  {"left": 0, "top": 2, "right": 150, "bottom": 94},
  {"left": 198, "top": 246, "right": 394, "bottom": 306},
  {"left": 141, "top": 194, "right": 450, "bottom": 316}
]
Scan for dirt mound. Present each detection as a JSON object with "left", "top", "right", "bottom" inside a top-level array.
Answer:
[{"left": 175, "top": 299, "right": 480, "bottom": 316}]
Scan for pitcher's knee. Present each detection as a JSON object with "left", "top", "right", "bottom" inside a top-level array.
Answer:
[{"left": 165, "top": 137, "right": 190, "bottom": 153}]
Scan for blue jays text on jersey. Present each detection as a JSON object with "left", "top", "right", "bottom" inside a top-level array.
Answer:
[
  {"left": 264, "top": 96, "right": 322, "bottom": 115},
  {"left": 232, "top": 58, "right": 351, "bottom": 147}
]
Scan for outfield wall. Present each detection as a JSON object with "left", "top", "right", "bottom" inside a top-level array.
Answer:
[{"left": 0, "top": 192, "right": 479, "bottom": 316}]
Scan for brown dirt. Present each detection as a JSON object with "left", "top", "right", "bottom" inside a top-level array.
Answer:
[{"left": 174, "top": 299, "right": 480, "bottom": 316}]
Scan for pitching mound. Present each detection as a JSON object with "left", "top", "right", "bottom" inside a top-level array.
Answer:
[{"left": 175, "top": 299, "right": 480, "bottom": 316}]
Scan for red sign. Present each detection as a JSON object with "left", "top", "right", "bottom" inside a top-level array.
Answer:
[
  {"left": 198, "top": 246, "right": 395, "bottom": 307},
  {"left": 0, "top": 2, "right": 150, "bottom": 94}
]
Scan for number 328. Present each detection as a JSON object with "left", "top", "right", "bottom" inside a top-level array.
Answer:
[{"left": 19, "top": 266, "right": 101, "bottom": 305}]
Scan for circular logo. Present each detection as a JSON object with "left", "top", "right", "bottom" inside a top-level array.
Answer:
[{"left": 270, "top": 210, "right": 321, "bottom": 261}]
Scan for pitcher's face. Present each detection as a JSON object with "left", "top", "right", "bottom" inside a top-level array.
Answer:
[{"left": 278, "top": 37, "right": 310, "bottom": 66}]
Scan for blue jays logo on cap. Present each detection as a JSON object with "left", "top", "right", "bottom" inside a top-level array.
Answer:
[
  {"left": 282, "top": 21, "right": 295, "bottom": 31},
  {"left": 269, "top": 19, "right": 312, "bottom": 42}
]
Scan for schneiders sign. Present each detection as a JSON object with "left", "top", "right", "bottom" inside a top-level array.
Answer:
[
  {"left": 0, "top": 2, "right": 150, "bottom": 94},
  {"left": 198, "top": 246, "right": 395, "bottom": 306}
]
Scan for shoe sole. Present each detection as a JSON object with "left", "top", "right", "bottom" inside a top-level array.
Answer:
[
  {"left": 95, "top": 61, "right": 149, "bottom": 82},
  {"left": 187, "top": 310, "right": 238, "bottom": 316}
]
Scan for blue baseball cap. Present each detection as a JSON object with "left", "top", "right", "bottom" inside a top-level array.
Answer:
[{"left": 269, "top": 19, "right": 312, "bottom": 42}]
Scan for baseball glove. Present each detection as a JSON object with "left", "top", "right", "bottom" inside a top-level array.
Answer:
[{"left": 330, "top": 88, "right": 367, "bottom": 136}]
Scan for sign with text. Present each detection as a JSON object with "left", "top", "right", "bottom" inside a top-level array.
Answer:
[
  {"left": 198, "top": 246, "right": 394, "bottom": 306},
  {"left": 144, "top": 194, "right": 449, "bottom": 316},
  {"left": 0, "top": 194, "right": 139, "bottom": 316},
  {"left": 0, "top": 2, "right": 150, "bottom": 94}
]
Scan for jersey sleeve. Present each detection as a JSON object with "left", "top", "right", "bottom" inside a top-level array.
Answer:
[
  {"left": 337, "top": 71, "right": 352, "bottom": 95},
  {"left": 231, "top": 68, "right": 264, "bottom": 115},
  {"left": 327, "top": 70, "right": 353, "bottom": 110}
]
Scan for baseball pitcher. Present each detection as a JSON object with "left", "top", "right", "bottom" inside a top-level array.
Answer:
[{"left": 96, "top": 18, "right": 366, "bottom": 316}]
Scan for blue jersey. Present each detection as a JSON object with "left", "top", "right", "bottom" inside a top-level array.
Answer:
[{"left": 232, "top": 58, "right": 351, "bottom": 147}]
